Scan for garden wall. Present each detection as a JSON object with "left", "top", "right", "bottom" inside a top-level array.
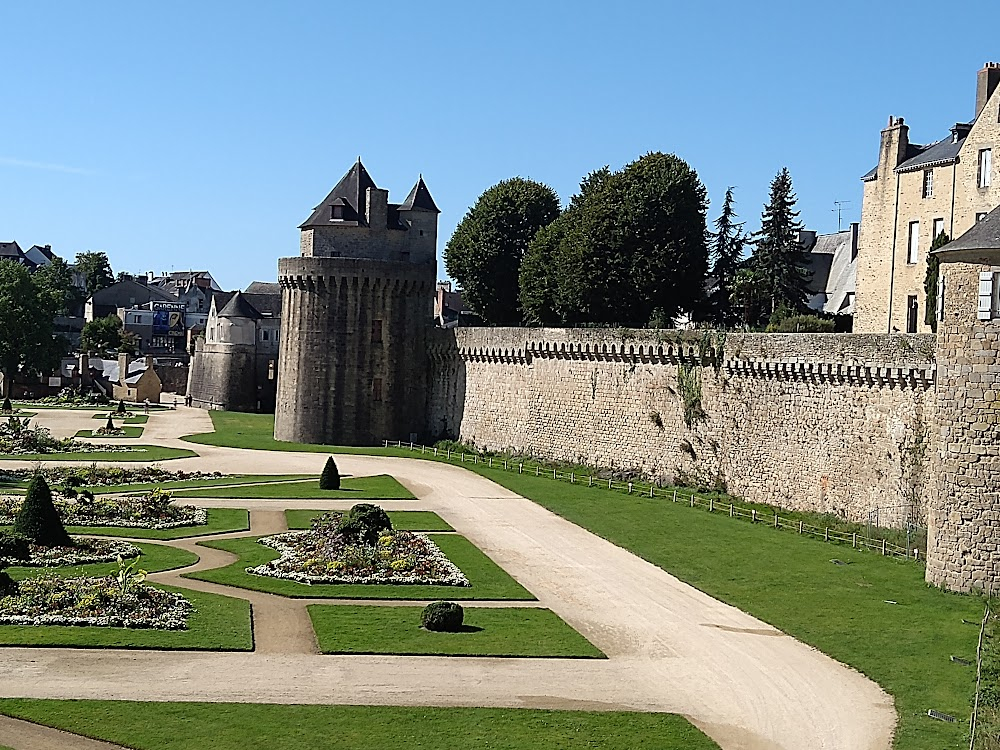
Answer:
[{"left": 427, "top": 328, "right": 937, "bottom": 527}]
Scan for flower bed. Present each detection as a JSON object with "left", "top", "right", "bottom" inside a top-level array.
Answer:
[
  {"left": 2, "top": 537, "right": 140, "bottom": 567},
  {"left": 0, "top": 575, "right": 192, "bottom": 629},
  {"left": 248, "top": 513, "right": 469, "bottom": 587},
  {"left": 0, "top": 493, "right": 207, "bottom": 530},
  {"left": 0, "top": 467, "right": 228, "bottom": 488},
  {"left": 0, "top": 417, "right": 139, "bottom": 456}
]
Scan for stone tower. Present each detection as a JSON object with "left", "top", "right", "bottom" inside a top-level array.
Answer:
[
  {"left": 274, "top": 159, "right": 438, "bottom": 445},
  {"left": 926, "top": 206, "right": 1000, "bottom": 593}
]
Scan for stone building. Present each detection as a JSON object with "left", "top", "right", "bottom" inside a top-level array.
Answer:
[
  {"left": 855, "top": 63, "right": 1000, "bottom": 334},
  {"left": 925, "top": 205, "right": 1000, "bottom": 593},
  {"left": 274, "top": 159, "right": 438, "bottom": 444}
]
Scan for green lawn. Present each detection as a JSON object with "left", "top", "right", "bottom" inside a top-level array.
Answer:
[
  {"left": 308, "top": 604, "right": 603, "bottom": 658},
  {"left": 7, "top": 541, "right": 197, "bottom": 579},
  {"left": 59, "top": 508, "right": 250, "bottom": 540},
  {"left": 172, "top": 475, "right": 414, "bottom": 500},
  {"left": 0, "top": 701, "right": 718, "bottom": 749},
  {"left": 286, "top": 509, "right": 453, "bottom": 531},
  {"left": 95, "top": 474, "right": 314, "bottom": 494},
  {"left": 75, "top": 427, "right": 145, "bottom": 439},
  {"left": 92, "top": 413, "right": 149, "bottom": 424},
  {"left": 187, "top": 534, "right": 534, "bottom": 600},
  {"left": 0, "top": 584, "right": 252, "bottom": 650},
  {"left": 0, "top": 446, "right": 197, "bottom": 462}
]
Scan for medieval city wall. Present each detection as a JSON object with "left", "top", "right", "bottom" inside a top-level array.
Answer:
[
  {"left": 186, "top": 340, "right": 259, "bottom": 411},
  {"left": 428, "top": 328, "right": 937, "bottom": 526}
]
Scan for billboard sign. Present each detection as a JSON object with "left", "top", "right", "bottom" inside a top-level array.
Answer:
[{"left": 152, "top": 303, "right": 186, "bottom": 337}]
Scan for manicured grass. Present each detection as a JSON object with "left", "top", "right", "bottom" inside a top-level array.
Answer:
[
  {"left": 188, "top": 534, "right": 534, "bottom": 600},
  {"left": 95, "top": 474, "right": 314, "bottom": 494},
  {"left": 308, "top": 604, "right": 603, "bottom": 658},
  {"left": 454, "top": 467, "right": 981, "bottom": 750},
  {"left": 172, "top": 475, "right": 414, "bottom": 500},
  {"left": 60, "top": 508, "right": 250, "bottom": 540},
  {"left": 0, "top": 585, "right": 252, "bottom": 650},
  {"left": 0, "top": 701, "right": 718, "bottom": 749},
  {"left": 0, "top": 446, "right": 197, "bottom": 462},
  {"left": 75, "top": 427, "right": 145, "bottom": 439},
  {"left": 286, "top": 509, "right": 453, "bottom": 531},
  {"left": 7, "top": 542, "right": 197, "bottom": 579},
  {"left": 92, "top": 413, "right": 149, "bottom": 424}
]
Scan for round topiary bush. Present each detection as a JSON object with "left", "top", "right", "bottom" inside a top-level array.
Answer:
[
  {"left": 337, "top": 503, "right": 391, "bottom": 546},
  {"left": 421, "top": 601, "right": 464, "bottom": 632},
  {"left": 13, "top": 474, "right": 72, "bottom": 548},
  {"left": 319, "top": 456, "right": 341, "bottom": 490}
]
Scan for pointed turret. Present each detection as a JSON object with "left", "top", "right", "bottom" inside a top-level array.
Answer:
[
  {"left": 217, "top": 291, "right": 262, "bottom": 320},
  {"left": 299, "top": 159, "right": 379, "bottom": 228},
  {"left": 399, "top": 176, "right": 440, "bottom": 214}
]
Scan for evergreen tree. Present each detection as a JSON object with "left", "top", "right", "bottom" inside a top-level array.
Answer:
[
  {"left": 13, "top": 474, "right": 72, "bottom": 548},
  {"left": 706, "top": 187, "right": 747, "bottom": 327},
  {"left": 924, "top": 232, "right": 950, "bottom": 332},
  {"left": 749, "top": 168, "right": 810, "bottom": 318},
  {"left": 319, "top": 457, "right": 341, "bottom": 491}
]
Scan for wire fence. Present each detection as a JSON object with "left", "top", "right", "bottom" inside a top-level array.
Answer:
[
  {"left": 970, "top": 600, "right": 994, "bottom": 750},
  {"left": 384, "top": 439, "right": 926, "bottom": 562}
]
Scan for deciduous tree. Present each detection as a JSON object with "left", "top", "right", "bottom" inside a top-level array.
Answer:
[
  {"left": 0, "top": 261, "right": 66, "bottom": 397},
  {"left": 74, "top": 251, "right": 114, "bottom": 298},
  {"left": 80, "top": 315, "right": 136, "bottom": 356}
]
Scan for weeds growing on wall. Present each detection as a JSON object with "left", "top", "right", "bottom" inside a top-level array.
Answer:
[{"left": 677, "top": 363, "right": 705, "bottom": 428}]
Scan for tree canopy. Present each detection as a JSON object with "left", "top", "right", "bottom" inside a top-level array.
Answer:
[
  {"left": 0, "top": 261, "right": 66, "bottom": 397},
  {"left": 521, "top": 152, "right": 708, "bottom": 327},
  {"left": 444, "top": 178, "right": 560, "bottom": 325},
  {"left": 33, "top": 256, "right": 83, "bottom": 316},
  {"left": 924, "top": 231, "right": 950, "bottom": 332},
  {"left": 80, "top": 315, "right": 136, "bottom": 356},
  {"left": 74, "top": 251, "right": 114, "bottom": 298},
  {"left": 705, "top": 187, "right": 747, "bottom": 327},
  {"left": 747, "top": 168, "right": 810, "bottom": 319}
]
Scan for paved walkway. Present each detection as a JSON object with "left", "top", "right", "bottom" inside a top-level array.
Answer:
[{"left": 0, "top": 407, "right": 897, "bottom": 750}]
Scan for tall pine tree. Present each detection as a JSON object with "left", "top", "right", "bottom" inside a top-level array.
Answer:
[
  {"left": 750, "top": 168, "right": 810, "bottom": 317},
  {"left": 706, "top": 187, "right": 746, "bottom": 327},
  {"left": 924, "top": 231, "right": 950, "bottom": 332}
]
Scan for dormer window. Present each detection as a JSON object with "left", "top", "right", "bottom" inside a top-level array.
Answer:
[{"left": 331, "top": 204, "right": 345, "bottom": 221}]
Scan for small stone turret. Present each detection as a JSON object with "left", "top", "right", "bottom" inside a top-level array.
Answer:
[
  {"left": 926, "top": 206, "right": 1000, "bottom": 593},
  {"left": 274, "top": 160, "right": 438, "bottom": 445}
]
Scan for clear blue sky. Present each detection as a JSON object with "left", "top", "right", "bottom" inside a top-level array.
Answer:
[{"left": 0, "top": 1, "right": 994, "bottom": 290}]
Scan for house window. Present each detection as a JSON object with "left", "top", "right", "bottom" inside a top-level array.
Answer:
[
  {"left": 922, "top": 169, "right": 934, "bottom": 198},
  {"left": 332, "top": 204, "right": 344, "bottom": 220},
  {"left": 907, "top": 221, "right": 920, "bottom": 264},
  {"left": 906, "top": 295, "right": 919, "bottom": 333},
  {"left": 261, "top": 329, "right": 269, "bottom": 342},
  {"left": 372, "top": 377, "right": 383, "bottom": 402},
  {"left": 979, "top": 271, "right": 1000, "bottom": 320},
  {"left": 978, "top": 148, "right": 992, "bottom": 188},
  {"left": 933, "top": 218, "right": 944, "bottom": 239},
  {"left": 371, "top": 319, "right": 383, "bottom": 343}
]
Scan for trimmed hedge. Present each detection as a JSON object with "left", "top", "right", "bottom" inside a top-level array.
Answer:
[
  {"left": 421, "top": 601, "right": 464, "bottom": 632},
  {"left": 13, "top": 475, "right": 72, "bottom": 547}
]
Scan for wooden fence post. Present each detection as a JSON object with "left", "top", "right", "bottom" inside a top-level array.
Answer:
[
  {"left": 752, "top": 509, "right": 756, "bottom": 523},
  {"left": 881, "top": 539, "right": 886, "bottom": 556},
  {"left": 649, "top": 485, "right": 654, "bottom": 497},
  {"left": 799, "top": 521, "right": 803, "bottom": 534},
  {"left": 709, "top": 497, "right": 713, "bottom": 512},
  {"left": 774, "top": 514, "right": 779, "bottom": 528},
  {"left": 729, "top": 504, "right": 733, "bottom": 517},
  {"left": 628, "top": 482, "right": 633, "bottom": 493},
  {"left": 852, "top": 533, "right": 857, "bottom": 548},
  {"left": 824, "top": 528, "right": 829, "bottom": 542}
]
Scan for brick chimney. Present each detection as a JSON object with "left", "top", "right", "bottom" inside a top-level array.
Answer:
[
  {"left": 977, "top": 62, "right": 1000, "bottom": 119},
  {"left": 118, "top": 352, "right": 129, "bottom": 386},
  {"left": 366, "top": 187, "right": 388, "bottom": 230},
  {"left": 878, "top": 116, "right": 909, "bottom": 174}
]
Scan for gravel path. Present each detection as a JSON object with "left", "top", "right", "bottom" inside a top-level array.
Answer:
[{"left": 0, "top": 407, "right": 897, "bottom": 750}]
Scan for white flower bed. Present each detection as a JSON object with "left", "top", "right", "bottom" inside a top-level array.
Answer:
[
  {"left": 3, "top": 538, "right": 141, "bottom": 567},
  {"left": 0, "top": 496, "right": 207, "bottom": 530},
  {"left": 248, "top": 530, "right": 470, "bottom": 587}
]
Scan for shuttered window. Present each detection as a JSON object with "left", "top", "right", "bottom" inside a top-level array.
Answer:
[
  {"left": 979, "top": 271, "right": 999, "bottom": 320},
  {"left": 979, "top": 149, "right": 993, "bottom": 188},
  {"left": 937, "top": 273, "right": 945, "bottom": 322}
]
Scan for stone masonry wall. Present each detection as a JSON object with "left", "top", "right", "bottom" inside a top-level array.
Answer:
[
  {"left": 429, "top": 329, "right": 937, "bottom": 526},
  {"left": 926, "top": 261, "right": 1000, "bottom": 592}
]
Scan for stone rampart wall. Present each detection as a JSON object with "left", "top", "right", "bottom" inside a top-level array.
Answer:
[
  {"left": 428, "top": 328, "right": 937, "bottom": 526},
  {"left": 186, "top": 340, "right": 259, "bottom": 411}
]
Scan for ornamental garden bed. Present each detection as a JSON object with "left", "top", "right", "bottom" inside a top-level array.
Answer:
[
  {"left": 92, "top": 413, "right": 149, "bottom": 424},
  {"left": 2, "top": 537, "right": 140, "bottom": 567},
  {"left": 172, "top": 475, "right": 415, "bottom": 500},
  {"left": 285, "top": 509, "right": 453, "bottom": 532},
  {"left": 0, "top": 467, "right": 231, "bottom": 490},
  {"left": 0, "top": 417, "right": 142, "bottom": 457},
  {"left": 307, "top": 604, "right": 605, "bottom": 658},
  {"left": 74, "top": 427, "right": 145, "bottom": 439},
  {"left": 0, "top": 490, "right": 207, "bottom": 531}
]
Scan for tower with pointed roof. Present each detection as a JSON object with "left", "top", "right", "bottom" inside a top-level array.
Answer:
[{"left": 275, "top": 160, "right": 439, "bottom": 444}]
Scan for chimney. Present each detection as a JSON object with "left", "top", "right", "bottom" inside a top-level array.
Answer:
[
  {"left": 877, "top": 115, "right": 909, "bottom": 173},
  {"left": 797, "top": 229, "right": 817, "bottom": 250},
  {"left": 365, "top": 187, "right": 388, "bottom": 230},
  {"left": 976, "top": 62, "right": 1000, "bottom": 119},
  {"left": 118, "top": 352, "right": 129, "bottom": 386},
  {"left": 850, "top": 222, "right": 860, "bottom": 261}
]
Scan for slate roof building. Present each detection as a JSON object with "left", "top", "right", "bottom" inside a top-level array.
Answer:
[
  {"left": 800, "top": 225, "right": 859, "bottom": 316},
  {"left": 855, "top": 63, "right": 1000, "bottom": 333}
]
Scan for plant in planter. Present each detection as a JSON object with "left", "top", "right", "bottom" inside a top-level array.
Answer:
[
  {"left": 13, "top": 475, "right": 73, "bottom": 548},
  {"left": 421, "top": 601, "right": 465, "bottom": 632},
  {"left": 319, "top": 457, "right": 341, "bottom": 490},
  {"left": 0, "top": 531, "right": 29, "bottom": 595}
]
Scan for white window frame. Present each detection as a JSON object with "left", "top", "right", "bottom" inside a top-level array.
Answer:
[
  {"left": 978, "top": 270, "right": 1000, "bottom": 320},
  {"left": 923, "top": 169, "right": 934, "bottom": 198},
  {"left": 933, "top": 218, "right": 944, "bottom": 239},
  {"left": 979, "top": 148, "right": 993, "bottom": 188},
  {"left": 907, "top": 221, "right": 920, "bottom": 264}
]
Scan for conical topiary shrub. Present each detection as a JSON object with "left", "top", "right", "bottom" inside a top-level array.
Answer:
[
  {"left": 105, "top": 415, "right": 116, "bottom": 432},
  {"left": 13, "top": 474, "right": 72, "bottom": 548},
  {"left": 1, "top": 397, "right": 11, "bottom": 414},
  {"left": 319, "top": 457, "right": 341, "bottom": 490},
  {"left": 116, "top": 399, "right": 127, "bottom": 415}
]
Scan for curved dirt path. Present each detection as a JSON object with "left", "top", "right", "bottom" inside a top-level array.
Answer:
[{"left": 0, "top": 407, "right": 897, "bottom": 750}]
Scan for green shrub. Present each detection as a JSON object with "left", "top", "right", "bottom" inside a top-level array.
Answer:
[
  {"left": 421, "top": 601, "right": 465, "bottom": 632},
  {"left": 115, "top": 399, "right": 128, "bottom": 415},
  {"left": 13, "top": 474, "right": 72, "bottom": 548},
  {"left": 337, "top": 503, "right": 391, "bottom": 546},
  {"left": 319, "top": 457, "right": 341, "bottom": 490},
  {"left": 0, "top": 397, "right": 11, "bottom": 414},
  {"left": 0, "top": 531, "right": 30, "bottom": 595},
  {"left": 105, "top": 415, "right": 116, "bottom": 432},
  {"left": 766, "top": 314, "right": 835, "bottom": 333}
]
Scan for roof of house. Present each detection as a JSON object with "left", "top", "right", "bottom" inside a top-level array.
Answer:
[
  {"left": 217, "top": 291, "right": 262, "bottom": 320},
  {"left": 300, "top": 159, "right": 378, "bottom": 229},
  {"left": 26, "top": 245, "right": 55, "bottom": 262},
  {"left": 96, "top": 358, "right": 150, "bottom": 385},
  {"left": 89, "top": 279, "right": 178, "bottom": 306},
  {"left": 243, "top": 292, "right": 281, "bottom": 317},
  {"left": 244, "top": 281, "right": 279, "bottom": 295},
  {"left": 399, "top": 176, "right": 440, "bottom": 213},
  {"left": 862, "top": 126, "right": 970, "bottom": 181},
  {"left": 0, "top": 241, "right": 25, "bottom": 262},
  {"left": 803, "top": 229, "right": 857, "bottom": 315},
  {"left": 937, "top": 205, "right": 1000, "bottom": 261}
]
